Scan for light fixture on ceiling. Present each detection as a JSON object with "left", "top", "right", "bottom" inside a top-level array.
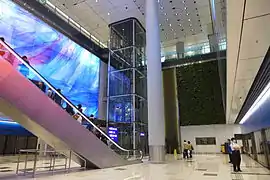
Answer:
[
  {"left": 166, "top": 18, "right": 169, "bottom": 21},
  {"left": 182, "top": 0, "right": 185, "bottom": 3},
  {"left": 188, "top": 18, "right": 191, "bottom": 21},
  {"left": 184, "top": 7, "right": 187, "bottom": 10},
  {"left": 189, "top": 24, "right": 192, "bottom": 26},
  {"left": 179, "top": 24, "right": 182, "bottom": 26},
  {"left": 186, "top": 13, "right": 189, "bottom": 16},
  {"left": 96, "top": 0, "right": 98, "bottom": 2},
  {"left": 169, "top": 24, "right": 172, "bottom": 27},
  {"left": 107, "top": 12, "right": 110, "bottom": 15},
  {"left": 161, "top": 6, "right": 164, "bottom": 10},
  {"left": 175, "top": 13, "right": 178, "bottom": 16},
  {"left": 164, "top": 13, "right": 167, "bottom": 16}
]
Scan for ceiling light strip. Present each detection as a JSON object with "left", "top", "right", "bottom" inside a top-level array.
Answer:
[
  {"left": 239, "top": 79, "right": 270, "bottom": 124},
  {"left": 44, "top": 0, "right": 106, "bottom": 48}
]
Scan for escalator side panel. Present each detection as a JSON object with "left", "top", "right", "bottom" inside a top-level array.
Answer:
[{"left": 0, "top": 60, "right": 128, "bottom": 168}]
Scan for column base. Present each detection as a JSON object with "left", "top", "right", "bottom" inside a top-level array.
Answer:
[{"left": 149, "top": 145, "right": 165, "bottom": 163}]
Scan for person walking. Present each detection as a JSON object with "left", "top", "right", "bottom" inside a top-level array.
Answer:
[
  {"left": 187, "top": 141, "right": 194, "bottom": 158},
  {"left": 183, "top": 140, "right": 189, "bottom": 159},
  {"left": 231, "top": 138, "right": 242, "bottom": 172}
]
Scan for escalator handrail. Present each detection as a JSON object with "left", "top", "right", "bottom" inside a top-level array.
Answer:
[{"left": 0, "top": 40, "right": 142, "bottom": 159}]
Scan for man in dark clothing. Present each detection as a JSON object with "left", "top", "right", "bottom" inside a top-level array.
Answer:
[
  {"left": 20, "top": 56, "right": 30, "bottom": 77},
  {"left": 54, "top": 89, "right": 63, "bottom": 107},
  {"left": 231, "top": 138, "right": 242, "bottom": 172},
  {"left": 65, "top": 104, "right": 74, "bottom": 115}
]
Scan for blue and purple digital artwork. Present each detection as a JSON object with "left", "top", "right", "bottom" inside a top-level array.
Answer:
[{"left": 0, "top": 0, "right": 100, "bottom": 117}]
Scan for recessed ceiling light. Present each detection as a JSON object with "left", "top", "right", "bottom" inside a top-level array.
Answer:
[
  {"left": 175, "top": 13, "right": 178, "bottom": 16},
  {"left": 160, "top": 7, "right": 164, "bottom": 10},
  {"left": 179, "top": 24, "right": 182, "bottom": 26},
  {"left": 188, "top": 18, "right": 191, "bottom": 21},
  {"left": 191, "top": 29, "right": 194, "bottom": 31},
  {"left": 107, "top": 12, "right": 110, "bottom": 15},
  {"left": 169, "top": 24, "right": 172, "bottom": 26},
  {"left": 171, "top": 29, "right": 174, "bottom": 31},
  {"left": 182, "top": 0, "right": 185, "bottom": 3},
  {"left": 166, "top": 18, "right": 169, "bottom": 21},
  {"left": 186, "top": 13, "right": 189, "bottom": 16},
  {"left": 164, "top": 13, "right": 167, "bottom": 16},
  {"left": 189, "top": 24, "right": 192, "bottom": 26},
  {"left": 184, "top": 7, "right": 187, "bottom": 10},
  {"left": 96, "top": 0, "right": 98, "bottom": 2}
]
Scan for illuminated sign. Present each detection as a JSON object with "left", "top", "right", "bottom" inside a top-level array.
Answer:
[{"left": 108, "top": 127, "right": 118, "bottom": 142}]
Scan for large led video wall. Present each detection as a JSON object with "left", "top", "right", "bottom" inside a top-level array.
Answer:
[{"left": 0, "top": 0, "right": 100, "bottom": 116}]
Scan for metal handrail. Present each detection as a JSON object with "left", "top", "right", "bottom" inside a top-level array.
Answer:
[{"left": 0, "top": 41, "right": 143, "bottom": 161}]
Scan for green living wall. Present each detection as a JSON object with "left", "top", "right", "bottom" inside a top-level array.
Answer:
[{"left": 176, "top": 60, "right": 225, "bottom": 126}]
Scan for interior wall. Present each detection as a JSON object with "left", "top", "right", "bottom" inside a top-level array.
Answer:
[{"left": 181, "top": 124, "right": 242, "bottom": 153}]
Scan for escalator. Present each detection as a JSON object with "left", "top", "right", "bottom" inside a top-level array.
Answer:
[{"left": 0, "top": 40, "right": 142, "bottom": 169}]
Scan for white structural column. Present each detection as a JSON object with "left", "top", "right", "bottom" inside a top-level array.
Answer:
[
  {"left": 145, "top": 0, "right": 165, "bottom": 162},
  {"left": 98, "top": 61, "right": 108, "bottom": 120},
  {"left": 176, "top": 42, "right": 184, "bottom": 59},
  {"left": 208, "top": 34, "right": 218, "bottom": 52}
]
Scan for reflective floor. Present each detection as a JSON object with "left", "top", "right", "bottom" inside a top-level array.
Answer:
[{"left": 0, "top": 154, "right": 269, "bottom": 180}]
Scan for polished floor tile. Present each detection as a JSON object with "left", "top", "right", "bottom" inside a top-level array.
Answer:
[{"left": 0, "top": 154, "right": 268, "bottom": 180}]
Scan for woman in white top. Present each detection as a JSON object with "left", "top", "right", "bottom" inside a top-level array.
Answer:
[{"left": 231, "top": 138, "right": 242, "bottom": 172}]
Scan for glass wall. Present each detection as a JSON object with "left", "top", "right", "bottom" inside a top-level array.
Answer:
[
  {"left": 265, "top": 128, "right": 270, "bottom": 167},
  {"left": 254, "top": 131, "right": 268, "bottom": 166},
  {"left": 242, "top": 129, "right": 270, "bottom": 168}
]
